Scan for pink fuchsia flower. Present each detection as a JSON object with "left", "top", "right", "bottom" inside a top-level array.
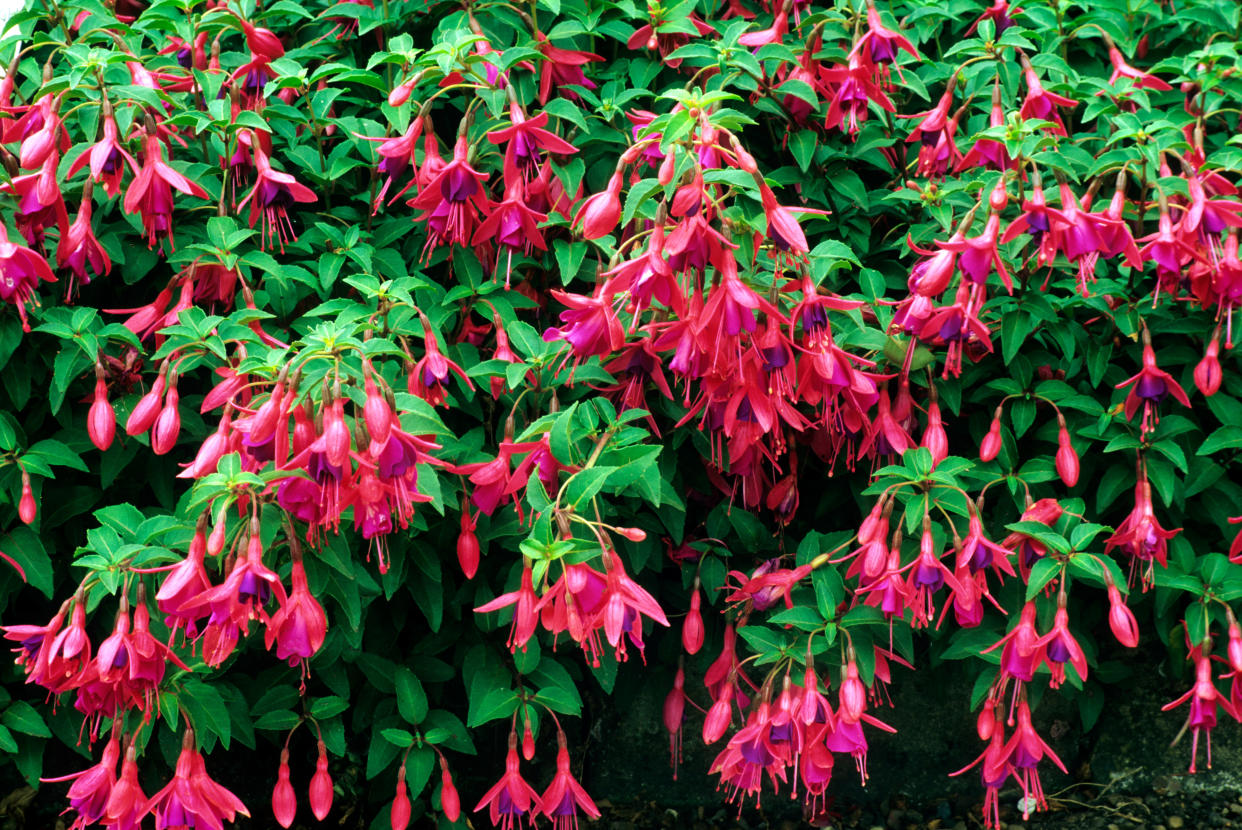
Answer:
[
  {"left": 1104, "top": 476, "right": 1180, "bottom": 588},
  {"left": 0, "top": 222, "right": 56, "bottom": 332},
  {"left": 487, "top": 105, "right": 577, "bottom": 181},
  {"left": 56, "top": 187, "right": 110, "bottom": 297},
  {"left": 67, "top": 106, "right": 137, "bottom": 198},
  {"left": 147, "top": 730, "right": 250, "bottom": 830},
  {"left": 966, "top": 0, "right": 1021, "bottom": 35},
  {"left": 539, "top": 733, "right": 601, "bottom": 830},
  {"left": 237, "top": 136, "right": 317, "bottom": 252},
  {"left": 997, "top": 699, "right": 1067, "bottom": 819},
  {"left": 543, "top": 288, "right": 627, "bottom": 366},
  {"left": 475, "top": 561, "right": 540, "bottom": 652},
  {"left": 1163, "top": 647, "right": 1239, "bottom": 773},
  {"left": 475, "top": 732, "right": 540, "bottom": 830},
  {"left": 533, "top": 32, "right": 602, "bottom": 105},
  {"left": 408, "top": 133, "right": 491, "bottom": 258},
  {"left": 1018, "top": 53, "right": 1077, "bottom": 135},
  {"left": 42, "top": 723, "right": 120, "bottom": 826},
  {"left": 264, "top": 542, "right": 327, "bottom": 667},
  {"left": 850, "top": 0, "right": 919, "bottom": 73},
  {"left": 821, "top": 54, "right": 896, "bottom": 138},
  {"left": 104, "top": 744, "right": 149, "bottom": 830},
  {"left": 123, "top": 130, "right": 209, "bottom": 250},
  {"left": 407, "top": 314, "right": 474, "bottom": 407},
  {"left": 956, "top": 78, "right": 1016, "bottom": 173},
  {"left": 1115, "top": 336, "right": 1191, "bottom": 436}
]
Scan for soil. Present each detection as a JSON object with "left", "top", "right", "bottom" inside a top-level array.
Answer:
[{"left": 595, "top": 784, "right": 1242, "bottom": 830}]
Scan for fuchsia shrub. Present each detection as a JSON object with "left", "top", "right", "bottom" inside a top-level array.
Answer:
[{"left": 0, "top": 0, "right": 1241, "bottom": 826}]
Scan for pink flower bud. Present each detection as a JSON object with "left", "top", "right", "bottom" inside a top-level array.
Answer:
[
  {"left": 521, "top": 718, "right": 535, "bottom": 761},
  {"left": 574, "top": 174, "right": 623, "bottom": 240},
  {"left": 18, "top": 471, "right": 35, "bottom": 525},
  {"left": 921, "top": 400, "right": 949, "bottom": 465},
  {"left": 388, "top": 76, "right": 417, "bottom": 108},
  {"left": 979, "top": 408, "right": 1003, "bottom": 462},
  {"left": 1107, "top": 586, "right": 1139, "bottom": 648},
  {"left": 682, "top": 584, "right": 704, "bottom": 655},
  {"left": 1228, "top": 622, "right": 1242, "bottom": 674},
  {"left": 150, "top": 383, "right": 182, "bottom": 455},
  {"left": 391, "top": 763, "right": 412, "bottom": 830},
  {"left": 88, "top": 376, "right": 115, "bottom": 451},
  {"left": 1195, "top": 336, "right": 1222, "bottom": 397},
  {"left": 838, "top": 658, "right": 865, "bottom": 723},
  {"left": 702, "top": 685, "right": 733, "bottom": 744},
  {"left": 363, "top": 370, "right": 393, "bottom": 446},
  {"left": 1055, "top": 419, "right": 1079, "bottom": 487},
  {"left": 249, "top": 382, "right": 285, "bottom": 445},
  {"left": 272, "top": 749, "right": 296, "bottom": 828},
  {"left": 456, "top": 512, "right": 480, "bottom": 579},
  {"left": 322, "top": 399, "right": 350, "bottom": 468},
  {"left": 126, "top": 371, "right": 167, "bottom": 436},
  {"left": 207, "top": 516, "right": 227, "bottom": 556},
  {"left": 976, "top": 700, "right": 996, "bottom": 741},
  {"left": 308, "top": 740, "right": 333, "bottom": 821},
  {"left": 436, "top": 758, "right": 457, "bottom": 824},
  {"left": 616, "top": 526, "right": 647, "bottom": 542}
]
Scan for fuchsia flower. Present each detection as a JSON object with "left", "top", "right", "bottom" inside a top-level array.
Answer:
[
  {"left": 544, "top": 289, "right": 627, "bottom": 366},
  {"left": 966, "top": 0, "right": 1020, "bottom": 35},
  {"left": 1018, "top": 54, "right": 1078, "bottom": 135},
  {"left": 0, "top": 222, "right": 56, "bottom": 332},
  {"left": 540, "top": 733, "right": 600, "bottom": 830},
  {"left": 408, "top": 315, "right": 474, "bottom": 407},
  {"left": 476, "top": 562, "right": 540, "bottom": 652},
  {"left": 1105, "top": 477, "right": 1179, "bottom": 587},
  {"left": 994, "top": 700, "right": 1066, "bottom": 820},
  {"left": 956, "top": 79, "right": 1016, "bottom": 173},
  {"left": 1163, "top": 647, "right": 1239, "bottom": 773},
  {"left": 264, "top": 544, "right": 327, "bottom": 667},
  {"left": 822, "top": 54, "right": 895, "bottom": 137},
  {"left": 475, "top": 733, "right": 540, "bottom": 830},
  {"left": 237, "top": 134, "right": 317, "bottom": 251},
  {"left": 147, "top": 730, "right": 250, "bottom": 830},
  {"left": 487, "top": 104, "right": 577, "bottom": 180},
  {"left": 1115, "top": 336, "right": 1190, "bottom": 435},
  {"left": 851, "top": 0, "right": 919, "bottom": 73},
  {"left": 533, "top": 33, "right": 602, "bottom": 105},
  {"left": 43, "top": 724, "right": 120, "bottom": 826},
  {"left": 123, "top": 130, "right": 209, "bottom": 249},
  {"left": 409, "top": 133, "right": 491, "bottom": 257},
  {"left": 67, "top": 108, "right": 137, "bottom": 198},
  {"left": 1104, "top": 35, "right": 1171, "bottom": 91}
]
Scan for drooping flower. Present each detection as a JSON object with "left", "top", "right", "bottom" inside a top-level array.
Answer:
[
  {"left": 539, "top": 733, "right": 601, "bottom": 830},
  {"left": 0, "top": 222, "right": 56, "bottom": 332},
  {"left": 123, "top": 130, "right": 209, "bottom": 249},
  {"left": 146, "top": 730, "right": 250, "bottom": 829},
  {"left": 264, "top": 541, "right": 328, "bottom": 668},
  {"left": 474, "top": 733, "right": 540, "bottom": 830},
  {"left": 1115, "top": 335, "right": 1191, "bottom": 436},
  {"left": 237, "top": 135, "right": 317, "bottom": 252}
]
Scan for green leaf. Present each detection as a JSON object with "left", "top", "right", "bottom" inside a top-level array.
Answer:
[
  {"left": 395, "top": 667, "right": 429, "bottom": 725},
  {"left": 2, "top": 701, "right": 50, "bottom": 738},
  {"left": 1025, "top": 558, "right": 1062, "bottom": 599}
]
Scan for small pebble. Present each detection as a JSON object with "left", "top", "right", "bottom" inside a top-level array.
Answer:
[{"left": 1168, "top": 818, "right": 1185, "bottom": 829}]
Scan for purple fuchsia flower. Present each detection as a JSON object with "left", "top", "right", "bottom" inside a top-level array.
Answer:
[
  {"left": 147, "top": 731, "right": 250, "bottom": 830},
  {"left": 408, "top": 133, "right": 492, "bottom": 258}
]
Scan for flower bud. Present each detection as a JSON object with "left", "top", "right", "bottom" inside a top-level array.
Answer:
[
  {"left": 322, "top": 398, "right": 350, "bottom": 468},
  {"left": 150, "top": 382, "right": 181, "bottom": 455},
  {"left": 616, "top": 526, "right": 647, "bottom": 542},
  {"left": 126, "top": 370, "right": 167, "bottom": 436},
  {"left": 250, "top": 382, "right": 285, "bottom": 446},
  {"left": 363, "top": 370, "right": 393, "bottom": 446},
  {"left": 1055, "top": 418, "right": 1079, "bottom": 488},
  {"left": 1107, "top": 585, "right": 1139, "bottom": 648},
  {"left": 18, "top": 471, "right": 35, "bottom": 525},
  {"left": 921, "top": 400, "right": 949, "bottom": 465},
  {"left": 207, "top": 516, "right": 227, "bottom": 556},
  {"left": 682, "top": 583, "right": 704, "bottom": 655},
  {"left": 979, "top": 407, "right": 1003, "bottom": 462},
  {"left": 436, "top": 757, "right": 458, "bottom": 824},
  {"left": 1228, "top": 621, "right": 1242, "bottom": 674},
  {"left": 658, "top": 150, "right": 675, "bottom": 186},
  {"left": 574, "top": 174, "right": 623, "bottom": 240},
  {"left": 308, "top": 739, "right": 333, "bottom": 821},
  {"left": 456, "top": 512, "right": 480, "bottom": 579},
  {"left": 521, "top": 717, "right": 535, "bottom": 761},
  {"left": 89, "top": 376, "right": 116, "bottom": 451},
  {"left": 702, "top": 684, "right": 733, "bottom": 744},
  {"left": 391, "top": 763, "right": 411, "bottom": 830},
  {"left": 976, "top": 700, "right": 996, "bottom": 741},
  {"left": 1195, "top": 335, "right": 1222, "bottom": 397},
  {"left": 272, "top": 749, "right": 296, "bottom": 828},
  {"left": 838, "top": 657, "right": 865, "bottom": 723}
]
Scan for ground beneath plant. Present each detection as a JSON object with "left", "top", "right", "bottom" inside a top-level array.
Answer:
[{"left": 597, "top": 781, "right": 1242, "bottom": 830}]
